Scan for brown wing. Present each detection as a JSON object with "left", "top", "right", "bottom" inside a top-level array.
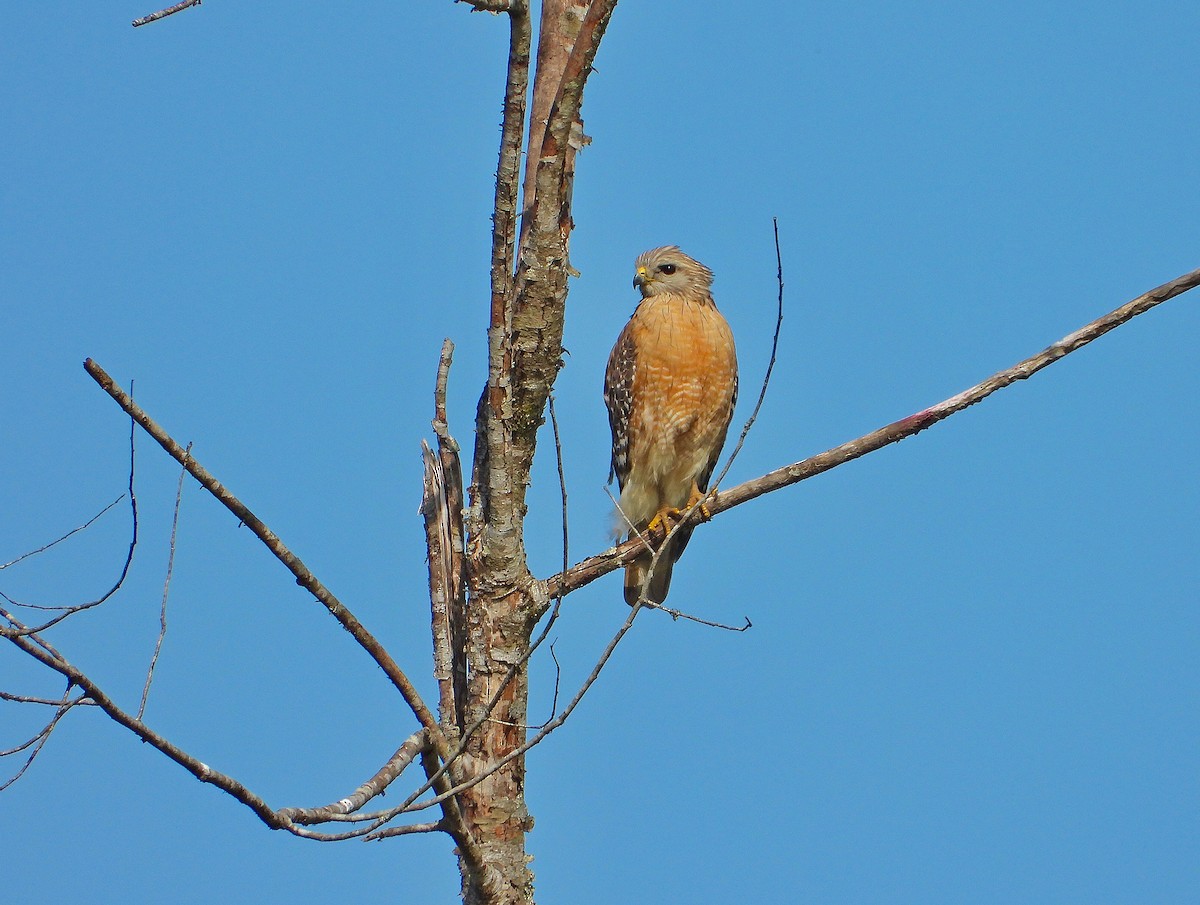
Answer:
[
  {"left": 603, "top": 320, "right": 637, "bottom": 490},
  {"left": 697, "top": 367, "right": 738, "bottom": 493}
]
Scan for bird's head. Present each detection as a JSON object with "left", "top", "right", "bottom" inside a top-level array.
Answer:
[{"left": 633, "top": 246, "right": 714, "bottom": 299}]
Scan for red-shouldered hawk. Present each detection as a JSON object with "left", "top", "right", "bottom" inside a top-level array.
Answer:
[{"left": 604, "top": 246, "right": 738, "bottom": 605}]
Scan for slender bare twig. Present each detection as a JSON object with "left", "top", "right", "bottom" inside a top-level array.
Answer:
[
  {"left": 544, "top": 264, "right": 1200, "bottom": 599},
  {"left": 5, "top": 409, "right": 138, "bottom": 632},
  {"left": 132, "top": 0, "right": 201, "bottom": 28},
  {"left": 640, "top": 601, "right": 752, "bottom": 631},
  {"left": 362, "top": 820, "right": 446, "bottom": 841},
  {"left": 82, "top": 359, "right": 447, "bottom": 756},
  {"left": 0, "top": 691, "right": 86, "bottom": 791},
  {"left": 0, "top": 690, "right": 96, "bottom": 706},
  {"left": 709, "top": 217, "right": 786, "bottom": 493},
  {"left": 1, "top": 682, "right": 78, "bottom": 755},
  {"left": 548, "top": 395, "right": 569, "bottom": 608},
  {"left": 546, "top": 641, "right": 562, "bottom": 722},
  {"left": 0, "top": 495, "right": 124, "bottom": 571},
  {"left": 138, "top": 442, "right": 189, "bottom": 720}
]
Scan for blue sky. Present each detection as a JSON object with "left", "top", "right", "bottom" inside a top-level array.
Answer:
[{"left": 3, "top": 2, "right": 1197, "bottom": 902}]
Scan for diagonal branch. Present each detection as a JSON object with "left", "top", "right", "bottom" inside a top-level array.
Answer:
[
  {"left": 1, "top": 606, "right": 284, "bottom": 827},
  {"left": 82, "top": 359, "right": 447, "bottom": 756},
  {"left": 132, "top": 0, "right": 201, "bottom": 28},
  {"left": 543, "top": 264, "right": 1200, "bottom": 599}
]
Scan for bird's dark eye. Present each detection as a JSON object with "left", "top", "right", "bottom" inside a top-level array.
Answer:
[{"left": 658, "top": 263, "right": 677, "bottom": 275}]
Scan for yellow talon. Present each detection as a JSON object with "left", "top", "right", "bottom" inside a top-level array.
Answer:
[
  {"left": 685, "top": 483, "right": 714, "bottom": 521},
  {"left": 646, "top": 507, "right": 679, "bottom": 540}
]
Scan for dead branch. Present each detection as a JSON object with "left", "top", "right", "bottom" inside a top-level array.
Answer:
[
  {"left": 82, "top": 358, "right": 447, "bottom": 756},
  {"left": 132, "top": 0, "right": 201, "bottom": 28},
  {"left": 424, "top": 439, "right": 460, "bottom": 735},
  {"left": 426, "top": 339, "right": 468, "bottom": 735},
  {"left": 543, "top": 263, "right": 1200, "bottom": 600},
  {"left": 279, "top": 730, "right": 429, "bottom": 826}
]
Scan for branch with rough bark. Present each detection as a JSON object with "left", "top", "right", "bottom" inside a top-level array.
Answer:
[
  {"left": 541, "top": 264, "right": 1200, "bottom": 602},
  {"left": 132, "top": 0, "right": 201, "bottom": 28}
]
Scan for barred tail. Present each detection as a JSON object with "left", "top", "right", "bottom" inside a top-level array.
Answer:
[{"left": 623, "top": 551, "right": 674, "bottom": 605}]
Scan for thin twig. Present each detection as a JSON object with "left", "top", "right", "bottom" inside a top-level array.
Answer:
[
  {"left": 548, "top": 395, "right": 569, "bottom": 608},
  {"left": 709, "top": 217, "right": 785, "bottom": 493},
  {"left": 5, "top": 407, "right": 138, "bottom": 631},
  {"left": 82, "top": 359, "right": 448, "bottom": 757},
  {"left": 416, "top": 749, "right": 493, "bottom": 883},
  {"left": 0, "top": 495, "right": 125, "bottom": 571},
  {"left": 640, "top": 601, "right": 752, "bottom": 632},
  {"left": 544, "top": 264, "right": 1200, "bottom": 599},
  {"left": 0, "top": 691, "right": 86, "bottom": 791},
  {"left": 546, "top": 641, "right": 562, "bottom": 721},
  {"left": 138, "top": 442, "right": 189, "bottom": 720},
  {"left": 132, "top": 0, "right": 201, "bottom": 28},
  {"left": 363, "top": 820, "right": 446, "bottom": 841},
  {"left": 0, "top": 690, "right": 96, "bottom": 706}
]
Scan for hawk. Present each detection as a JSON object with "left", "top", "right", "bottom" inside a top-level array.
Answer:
[{"left": 604, "top": 246, "right": 738, "bottom": 605}]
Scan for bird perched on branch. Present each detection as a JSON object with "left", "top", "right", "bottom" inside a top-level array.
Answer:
[{"left": 604, "top": 246, "right": 738, "bottom": 605}]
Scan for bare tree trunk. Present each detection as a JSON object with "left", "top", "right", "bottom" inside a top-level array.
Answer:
[{"left": 457, "top": 3, "right": 614, "bottom": 902}]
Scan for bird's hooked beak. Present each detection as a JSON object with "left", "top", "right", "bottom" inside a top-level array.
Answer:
[{"left": 633, "top": 265, "right": 650, "bottom": 291}]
